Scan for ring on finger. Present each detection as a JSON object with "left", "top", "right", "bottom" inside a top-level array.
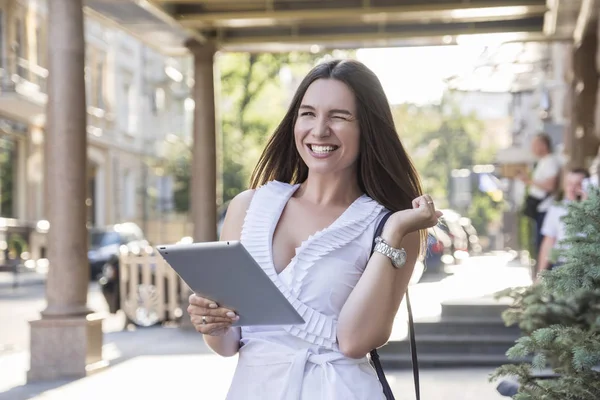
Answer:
[{"left": 202, "top": 316, "right": 208, "bottom": 325}]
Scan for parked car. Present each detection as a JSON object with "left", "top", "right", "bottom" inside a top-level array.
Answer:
[
  {"left": 88, "top": 222, "right": 147, "bottom": 279},
  {"left": 217, "top": 200, "right": 230, "bottom": 238},
  {"left": 99, "top": 247, "right": 181, "bottom": 327},
  {"left": 438, "top": 210, "right": 471, "bottom": 260},
  {"left": 417, "top": 227, "right": 451, "bottom": 275},
  {"left": 458, "top": 216, "right": 482, "bottom": 254},
  {"left": 99, "top": 232, "right": 185, "bottom": 328}
]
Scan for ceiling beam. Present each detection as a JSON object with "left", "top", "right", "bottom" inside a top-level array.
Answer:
[
  {"left": 543, "top": 0, "right": 560, "bottom": 35},
  {"left": 217, "top": 24, "right": 543, "bottom": 46},
  {"left": 141, "top": 0, "right": 207, "bottom": 42},
  {"left": 573, "top": 0, "right": 596, "bottom": 46},
  {"left": 177, "top": 2, "right": 548, "bottom": 28},
  {"left": 160, "top": 0, "right": 274, "bottom": 3}
]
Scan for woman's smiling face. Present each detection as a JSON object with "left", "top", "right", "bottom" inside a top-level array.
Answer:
[{"left": 294, "top": 78, "right": 361, "bottom": 176}]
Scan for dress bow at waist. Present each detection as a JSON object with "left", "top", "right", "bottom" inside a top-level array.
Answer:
[{"left": 239, "top": 341, "right": 369, "bottom": 400}]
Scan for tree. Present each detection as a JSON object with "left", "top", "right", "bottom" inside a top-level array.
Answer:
[
  {"left": 165, "top": 50, "right": 353, "bottom": 212},
  {"left": 0, "top": 137, "right": 15, "bottom": 218},
  {"left": 218, "top": 52, "right": 350, "bottom": 203},
  {"left": 162, "top": 136, "right": 192, "bottom": 213},
  {"left": 468, "top": 190, "right": 503, "bottom": 234},
  {"left": 392, "top": 99, "right": 497, "bottom": 203},
  {"left": 492, "top": 185, "right": 600, "bottom": 400}
]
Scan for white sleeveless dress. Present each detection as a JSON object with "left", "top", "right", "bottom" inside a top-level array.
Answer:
[{"left": 225, "top": 181, "right": 388, "bottom": 400}]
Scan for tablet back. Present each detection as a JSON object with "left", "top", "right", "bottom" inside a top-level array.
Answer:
[{"left": 156, "top": 240, "right": 305, "bottom": 326}]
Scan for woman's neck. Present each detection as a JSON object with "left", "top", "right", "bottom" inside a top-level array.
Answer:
[{"left": 297, "top": 171, "right": 362, "bottom": 206}]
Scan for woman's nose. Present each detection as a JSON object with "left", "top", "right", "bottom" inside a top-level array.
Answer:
[{"left": 311, "top": 117, "right": 331, "bottom": 138}]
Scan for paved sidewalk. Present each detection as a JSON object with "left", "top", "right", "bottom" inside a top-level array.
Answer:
[
  {"left": 0, "top": 270, "right": 45, "bottom": 290},
  {"left": 1, "top": 324, "right": 508, "bottom": 400},
  {"left": 0, "top": 252, "right": 527, "bottom": 400},
  {"left": 2, "top": 344, "right": 506, "bottom": 400}
]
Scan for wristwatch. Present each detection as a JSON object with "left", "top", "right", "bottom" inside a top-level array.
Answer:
[{"left": 374, "top": 236, "right": 407, "bottom": 269}]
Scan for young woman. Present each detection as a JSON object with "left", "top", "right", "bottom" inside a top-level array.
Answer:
[
  {"left": 537, "top": 168, "right": 590, "bottom": 274},
  {"left": 187, "top": 59, "right": 441, "bottom": 399}
]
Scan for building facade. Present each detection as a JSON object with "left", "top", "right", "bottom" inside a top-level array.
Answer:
[{"left": 0, "top": 0, "right": 192, "bottom": 245}]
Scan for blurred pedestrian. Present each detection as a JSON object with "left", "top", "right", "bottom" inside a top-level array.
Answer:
[
  {"left": 187, "top": 59, "right": 440, "bottom": 399},
  {"left": 536, "top": 168, "right": 590, "bottom": 276},
  {"left": 517, "top": 133, "right": 561, "bottom": 256}
]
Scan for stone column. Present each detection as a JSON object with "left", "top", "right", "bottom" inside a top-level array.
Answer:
[
  {"left": 187, "top": 40, "right": 217, "bottom": 243},
  {"left": 592, "top": 17, "right": 600, "bottom": 179},
  {"left": 181, "top": 39, "right": 217, "bottom": 328},
  {"left": 28, "top": 0, "right": 104, "bottom": 382},
  {"left": 570, "top": 20, "right": 600, "bottom": 169}
]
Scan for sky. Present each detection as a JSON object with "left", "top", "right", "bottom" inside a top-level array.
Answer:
[
  {"left": 356, "top": 46, "right": 483, "bottom": 105},
  {"left": 355, "top": 33, "right": 526, "bottom": 105}
]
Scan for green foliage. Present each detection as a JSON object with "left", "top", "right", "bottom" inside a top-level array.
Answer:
[
  {"left": 162, "top": 137, "right": 192, "bottom": 213},
  {"left": 467, "top": 191, "right": 503, "bottom": 234},
  {"left": 165, "top": 51, "right": 354, "bottom": 211},
  {"left": 393, "top": 100, "right": 495, "bottom": 201},
  {"left": 0, "top": 137, "right": 16, "bottom": 218},
  {"left": 391, "top": 99, "right": 500, "bottom": 233},
  {"left": 7, "top": 233, "right": 27, "bottom": 258},
  {"left": 495, "top": 284, "right": 579, "bottom": 335},
  {"left": 519, "top": 211, "right": 536, "bottom": 257},
  {"left": 493, "top": 186, "right": 600, "bottom": 399},
  {"left": 219, "top": 52, "right": 346, "bottom": 203}
]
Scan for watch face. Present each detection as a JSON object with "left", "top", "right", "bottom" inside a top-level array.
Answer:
[{"left": 393, "top": 252, "right": 406, "bottom": 267}]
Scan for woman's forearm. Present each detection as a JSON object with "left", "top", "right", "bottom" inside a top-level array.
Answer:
[
  {"left": 203, "top": 327, "right": 242, "bottom": 357},
  {"left": 532, "top": 175, "right": 558, "bottom": 193},
  {"left": 537, "top": 236, "right": 556, "bottom": 274},
  {"left": 337, "top": 231, "right": 419, "bottom": 358}
]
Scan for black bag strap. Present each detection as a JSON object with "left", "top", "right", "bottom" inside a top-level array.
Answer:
[{"left": 369, "top": 211, "right": 420, "bottom": 400}]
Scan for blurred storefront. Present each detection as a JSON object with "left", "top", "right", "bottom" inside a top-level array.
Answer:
[{"left": 0, "top": 0, "right": 194, "bottom": 247}]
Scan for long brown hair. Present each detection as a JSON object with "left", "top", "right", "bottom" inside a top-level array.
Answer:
[
  {"left": 250, "top": 59, "right": 425, "bottom": 248},
  {"left": 251, "top": 59, "right": 422, "bottom": 210}
]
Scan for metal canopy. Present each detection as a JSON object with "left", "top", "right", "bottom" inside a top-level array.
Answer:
[{"left": 84, "top": 0, "right": 552, "bottom": 54}]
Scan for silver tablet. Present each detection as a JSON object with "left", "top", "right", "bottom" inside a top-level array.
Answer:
[{"left": 156, "top": 240, "right": 305, "bottom": 327}]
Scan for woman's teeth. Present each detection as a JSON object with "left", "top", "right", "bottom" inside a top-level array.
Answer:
[{"left": 310, "top": 145, "right": 337, "bottom": 154}]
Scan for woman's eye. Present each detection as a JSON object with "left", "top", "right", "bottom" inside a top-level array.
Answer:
[
  {"left": 332, "top": 115, "right": 348, "bottom": 121},
  {"left": 300, "top": 111, "right": 315, "bottom": 117}
]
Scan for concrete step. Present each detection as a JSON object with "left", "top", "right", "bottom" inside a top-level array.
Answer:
[
  {"left": 381, "top": 334, "right": 517, "bottom": 356},
  {"left": 378, "top": 352, "right": 530, "bottom": 369},
  {"left": 440, "top": 299, "right": 510, "bottom": 320},
  {"left": 413, "top": 318, "right": 521, "bottom": 337}
]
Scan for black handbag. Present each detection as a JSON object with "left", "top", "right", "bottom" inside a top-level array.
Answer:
[
  {"left": 522, "top": 194, "right": 544, "bottom": 219},
  {"left": 369, "top": 212, "right": 420, "bottom": 400}
]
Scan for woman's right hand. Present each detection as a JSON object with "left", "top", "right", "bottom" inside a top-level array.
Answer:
[{"left": 187, "top": 293, "right": 239, "bottom": 336}]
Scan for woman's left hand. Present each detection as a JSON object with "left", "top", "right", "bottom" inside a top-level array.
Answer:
[{"left": 382, "top": 194, "right": 443, "bottom": 244}]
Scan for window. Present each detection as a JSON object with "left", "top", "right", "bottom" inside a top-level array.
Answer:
[
  {"left": 94, "top": 58, "right": 105, "bottom": 109},
  {"left": 84, "top": 63, "right": 91, "bottom": 108},
  {"left": 157, "top": 175, "right": 174, "bottom": 213},
  {"left": 122, "top": 82, "right": 137, "bottom": 135},
  {"left": 122, "top": 170, "right": 135, "bottom": 219},
  {"left": 15, "top": 18, "right": 25, "bottom": 78},
  {"left": 153, "top": 87, "right": 165, "bottom": 114},
  {"left": 121, "top": 83, "right": 129, "bottom": 130},
  {"left": 0, "top": 11, "right": 4, "bottom": 71},
  {"left": 36, "top": 15, "right": 45, "bottom": 68},
  {"left": 90, "top": 231, "right": 121, "bottom": 248},
  {"left": 0, "top": 136, "right": 17, "bottom": 218},
  {"left": 15, "top": 19, "right": 23, "bottom": 57}
]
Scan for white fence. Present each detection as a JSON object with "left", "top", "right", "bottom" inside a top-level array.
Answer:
[{"left": 119, "top": 251, "right": 188, "bottom": 325}]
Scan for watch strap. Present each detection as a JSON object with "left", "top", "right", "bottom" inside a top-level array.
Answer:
[{"left": 374, "top": 236, "right": 407, "bottom": 268}]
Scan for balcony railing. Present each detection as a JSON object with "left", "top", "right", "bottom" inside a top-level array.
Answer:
[{"left": 0, "top": 56, "right": 48, "bottom": 103}]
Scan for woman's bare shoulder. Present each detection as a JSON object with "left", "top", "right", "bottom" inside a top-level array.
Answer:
[
  {"left": 220, "top": 190, "right": 255, "bottom": 240},
  {"left": 229, "top": 189, "right": 255, "bottom": 213}
]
